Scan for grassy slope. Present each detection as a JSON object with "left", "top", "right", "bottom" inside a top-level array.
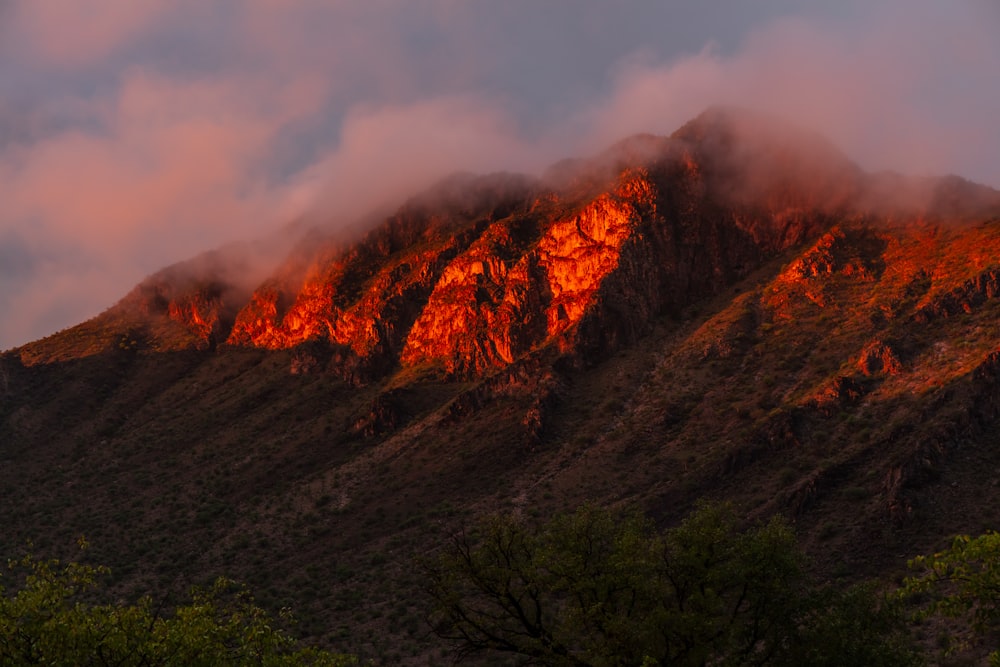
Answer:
[{"left": 5, "top": 217, "right": 1000, "bottom": 663}]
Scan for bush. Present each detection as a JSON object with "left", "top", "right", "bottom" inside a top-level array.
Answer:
[{"left": 0, "top": 550, "right": 355, "bottom": 666}]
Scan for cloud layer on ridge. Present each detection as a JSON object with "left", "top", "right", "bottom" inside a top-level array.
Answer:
[{"left": 1, "top": 0, "right": 997, "bottom": 349}]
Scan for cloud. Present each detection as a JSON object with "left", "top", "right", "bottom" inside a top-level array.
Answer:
[
  {"left": 584, "top": 4, "right": 1000, "bottom": 186},
  {"left": 291, "top": 95, "right": 551, "bottom": 227},
  {"left": 5, "top": 73, "right": 325, "bottom": 244},
  {"left": 7, "top": 0, "right": 170, "bottom": 68},
  {"left": 1, "top": 1, "right": 998, "bottom": 350},
  {"left": 0, "top": 67, "right": 330, "bottom": 349}
]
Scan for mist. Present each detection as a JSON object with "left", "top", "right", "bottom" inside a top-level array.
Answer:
[{"left": 1, "top": 0, "right": 998, "bottom": 350}]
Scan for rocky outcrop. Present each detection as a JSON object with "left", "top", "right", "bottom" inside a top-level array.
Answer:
[
  {"left": 115, "top": 268, "right": 247, "bottom": 351},
  {"left": 38, "top": 107, "right": 986, "bottom": 380},
  {"left": 351, "top": 389, "right": 412, "bottom": 438},
  {"left": 226, "top": 175, "right": 541, "bottom": 372},
  {"left": 227, "top": 234, "right": 467, "bottom": 355},
  {"left": 399, "top": 215, "right": 546, "bottom": 375},
  {"left": 915, "top": 267, "right": 1000, "bottom": 322},
  {"left": 857, "top": 339, "right": 903, "bottom": 376},
  {"left": 440, "top": 353, "right": 564, "bottom": 445},
  {"left": 810, "top": 375, "right": 868, "bottom": 415},
  {"left": 401, "top": 172, "right": 653, "bottom": 375},
  {"left": 217, "top": 114, "right": 854, "bottom": 381},
  {"left": 881, "top": 349, "right": 1000, "bottom": 521},
  {"left": 785, "top": 227, "right": 885, "bottom": 281}
]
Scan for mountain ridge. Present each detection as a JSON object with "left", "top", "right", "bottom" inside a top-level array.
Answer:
[
  {"left": 21, "top": 107, "right": 999, "bottom": 373},
  {"left": 5, "top": 107, "right": 1000, "bottom": 662}
]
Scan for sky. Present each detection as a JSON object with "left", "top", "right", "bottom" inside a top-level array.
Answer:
[{"left": 1, "top": 0, "right": 998, "bottom": 350}]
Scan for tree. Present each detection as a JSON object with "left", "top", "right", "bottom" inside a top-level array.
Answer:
[
  {"left": 902, "top": 531, "right": 1000, "bottom": 664},
  {"left": 0, "top": 551, "right": 355, "bottom": 666},
  {"left": 424, "top": 504, "right": 668, "bottom": 665},
  {"left": 424, "top": 502, "right": 920, "bottom": 666},
  {"left": 786, "top": 582, "right": 921, "bottom": 667}
]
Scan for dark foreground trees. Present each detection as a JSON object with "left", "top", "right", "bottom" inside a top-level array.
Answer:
[
  {"left": 0, "top": 551, "right": 354, "bottom": 666},
  {"left": 12, "top": 510, "right": 1000, "bottom": 665},
  {"left": 424, "top": 503, "right": 920, "bottom": 666}
]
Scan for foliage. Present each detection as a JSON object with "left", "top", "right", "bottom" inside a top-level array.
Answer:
[
  {"left": 0, "top": 550, "right": 355, "bottom": 666},
  {"left": 787, "top": 582, "right": 921, "bottom": 667},
  {"left": 902, "top": 531, "right": 1000, "bottom": 664},
  {"left": 424, "top": 502, "right": 920, "bottom": 666}
]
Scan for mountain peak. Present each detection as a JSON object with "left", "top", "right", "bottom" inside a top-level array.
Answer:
[
  {"left": 8, "top": 108, "right": 1000, "bottom": 663},
  {"left": 13, "top": 108, "right": 999, "bottom": 370}
]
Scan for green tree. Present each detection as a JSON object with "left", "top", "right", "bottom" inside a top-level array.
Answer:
[
  {"left": 902, "top": 531, "right": 1000, "bottom": 664},
  {"left": 0, "top": 551, "right": 354, "bottom": 666},
  {"left": 424, "top": 502, "right": 919, "bottom": 666},
  {"left": 786, "top": 582, "right": 921, "bottom": 667}
]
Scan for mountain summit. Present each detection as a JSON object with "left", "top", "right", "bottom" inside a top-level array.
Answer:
[
  {"left": 4, "top": 108, "right": 1000, "bottom": 660},
  {"left": 25, "top": 107, "right": 996, "bottom": 375}
]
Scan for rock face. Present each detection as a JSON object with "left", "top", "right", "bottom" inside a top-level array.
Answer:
[
  {"left": 211, "top": 108, "right": 873, "bottom": 379},
  {"left": 857, "top": 339, "right": 903, "bottom": 376},
  {"left": 226, "top": 174, "right": 541, "bottom": 376},
  {"left": 400, "top": 173, "right": 658, "bottom": 374},
  {"left": 16, "top": 106, "right": 1000, "bottom": 381},
  {"left": 10, "top": 107, "right": 1000, "bottom": 662},
  {"left": 915, "top": 267, "right": 1000, "bottom": 321}
]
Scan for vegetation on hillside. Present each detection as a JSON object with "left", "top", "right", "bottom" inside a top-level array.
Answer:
[
  {"left": 0, "top": 544, "right": 355, "bottom": 666},
  {"left": 902, "top": 531, "right": 1000, "bottom": 665},
  {"left": 8, "top": 217, "right": 1000, "bottom": 662},
  {"left": 424, "top": 503, "right": 920, "bottom": 666},
  {"left": 7, "top": 505, "right": 1000, "bottom": 665}
]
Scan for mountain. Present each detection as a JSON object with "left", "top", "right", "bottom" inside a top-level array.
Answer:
[{"left": 3, "top": 106, "right": 1000, "bottom": 662}]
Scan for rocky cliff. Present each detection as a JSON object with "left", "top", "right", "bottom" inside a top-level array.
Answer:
[
  {"left": 16, "top": 109, "right": 846, "bottom": 373},
  {"left": 5, "top": 106, "right": 1000, "bottom": 662},
  {"left": 21, "top": 108, "right": 997, "bottom": 377}
]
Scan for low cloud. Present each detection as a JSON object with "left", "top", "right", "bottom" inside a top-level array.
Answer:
[
  {"left": 292, "top": 96, "right": 551, "bottom": 228},
  {"left": 7, "top": 0, "right": 168, "bottom": 68},
  {"left": 584, "top": 4, "right": 1000, "bottom": 186},
  {"left": 1, "top": 1, "right": 998, "bottom": 349},
  {"left": 0, "top": 68, "right": 330, "bottom": 349}
]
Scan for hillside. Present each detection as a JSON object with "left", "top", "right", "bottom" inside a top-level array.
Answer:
[{"left": 3, "top": 107, "right": 1000, "bottom": 663}]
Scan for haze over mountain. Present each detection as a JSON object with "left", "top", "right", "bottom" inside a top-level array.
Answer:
[
  {"left": 5, "top": 107, "right": 1000, "bottom": 662},
  {"left": 2, "top": 0, "right": 999, "bottom": 350}
]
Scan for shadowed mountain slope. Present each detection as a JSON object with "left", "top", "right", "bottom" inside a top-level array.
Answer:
[{"left": 4, "top": 107, "right": 1000, "bottom": 663}]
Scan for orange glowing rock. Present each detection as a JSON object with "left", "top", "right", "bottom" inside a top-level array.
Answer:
[
  {"left": 18, "top": 108, "right": 1000, "bottom": 376},
  {"left": 399, "top": 173, "right": 654, "bottom": 375}
]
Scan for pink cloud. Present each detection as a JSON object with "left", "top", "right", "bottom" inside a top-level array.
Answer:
[
  {"left": 10, "top": 0, "right": 170, "bottom": 67},
  {"left": 293, "top": 95, "right": 549, "bottom": 226},
  {"left": 585, "top": 7, "right": 1000, "bottom": 186},
  {"left": 2, "top": 70, "right": 326, "bottom": 250},
  {"left": 0, "top": 69, "right": 332, "bottom": 349},
  {"left": 2, "top": 1, "right": 998, "bottom": 350}
]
